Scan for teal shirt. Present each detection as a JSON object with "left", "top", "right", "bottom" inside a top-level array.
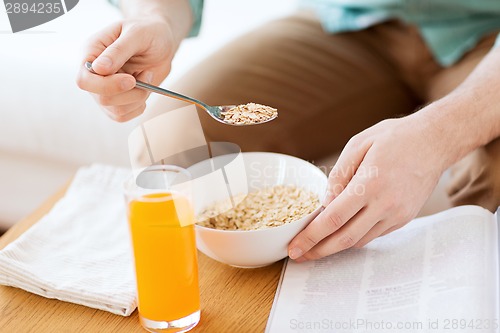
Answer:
[
  {"left": 187, "top": 0, "right": 203, "bottom": 37},
  {"left": 113, "top": 0, "right": 500, "bottom": 66}
]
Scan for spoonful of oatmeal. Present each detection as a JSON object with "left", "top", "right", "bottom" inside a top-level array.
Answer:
[{"left": 85, "top": 61, "right": 278, "bottom": 126}]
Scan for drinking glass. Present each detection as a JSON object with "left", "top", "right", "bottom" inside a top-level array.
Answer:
[{"left": 125, "top": 165, "right": 200, "bottom": 333}]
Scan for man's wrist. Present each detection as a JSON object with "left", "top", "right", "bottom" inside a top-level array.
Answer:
[
  {"left": 411, "top": 95, "right": 493, "bottom": 170},
  {"left": 407, "top": 45, "right": 500, "bottom": 172}
]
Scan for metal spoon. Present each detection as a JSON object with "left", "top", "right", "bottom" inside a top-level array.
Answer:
[{"left": 84, "top": 61, "right": 277, "bottom": 126}]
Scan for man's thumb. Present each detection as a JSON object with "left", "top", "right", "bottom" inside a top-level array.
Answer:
[{"left": 92, "top": 34, "right": 140, "bottom": 76}]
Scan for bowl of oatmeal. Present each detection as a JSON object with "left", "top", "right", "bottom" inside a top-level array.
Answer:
[{"left": 188, "top": 152, "right": 327, "bottom": 268}]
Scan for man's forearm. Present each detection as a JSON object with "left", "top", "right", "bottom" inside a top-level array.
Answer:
[
  {"left": 120, "top": 0, "right": 193, "bottom": 47},
  {"left": 414, "top": 46, "right": 500, "bottom": 169}
]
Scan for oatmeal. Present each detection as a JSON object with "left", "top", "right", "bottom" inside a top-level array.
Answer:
[
  {"left": 196, "top": 185, "right": 319, "bottom": 231},
  {"left": 221, "top": 103, "right": 278, "bottom": 125}
]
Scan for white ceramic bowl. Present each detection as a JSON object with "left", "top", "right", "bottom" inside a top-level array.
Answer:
[{"left": 188, "top": 152, "right": 327, "bottom": 268}]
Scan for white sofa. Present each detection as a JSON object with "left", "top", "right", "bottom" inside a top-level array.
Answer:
[
  {"left": 0, "top": 0, "right": 299, "bottom": 228},
  {"left": 0, "top": 0, "right": 448, "bottom": 229}
]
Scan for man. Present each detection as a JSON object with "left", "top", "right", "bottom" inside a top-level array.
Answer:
[{"left": 76, "top": 0, "right": 500, "bottom": 263}]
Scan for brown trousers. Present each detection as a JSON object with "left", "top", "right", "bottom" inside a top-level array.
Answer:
[{"left": 150, "top": 13, "right": 500, "bottom": 211}]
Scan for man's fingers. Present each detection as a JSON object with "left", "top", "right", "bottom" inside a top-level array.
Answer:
[
  {"left": 354, "top": 221, "right": 399, "bottom": 248},
  {"left": 77, "top": 69, "right": 135, "bottom": 96},
  {"left": 97, "top": 71, "right": 152, "bottom": 106},
  {"left": 288, "top": 182, "right": 365, "bottom": 259},
  {"left": 82, "top": 22, "right": 122, "bottom": 64},
  {"left": 92, "top": 32, "right": 144, "bottom": 76},
  {"left": 298, "top": 208, "right": 379, "bottom": 261},
  {"left": 103, "top": 102, "right": 146, "bottom": 123},
  {"left": 102, "top": 100, "right": 146, "bottom": 116},
  {"left": 114, "top": 107, "right": 146, "bottom": 123},
  {"left": 97, "top": 87, "right": 149, "bottom": 106},
  {"left": 380, "top": 225, "right": 400, "bottom": 237},
  {"left": 323, "top": 136, "right": 372, "bottom": 207}
]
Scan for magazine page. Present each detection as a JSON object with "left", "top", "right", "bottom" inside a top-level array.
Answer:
[{"left": 266, "top": 206, "right": 498, "bottom": 333}]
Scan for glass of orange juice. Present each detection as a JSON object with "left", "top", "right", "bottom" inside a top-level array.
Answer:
[{"left": 124, "top": 165, "right": 200, "bottom": 333}]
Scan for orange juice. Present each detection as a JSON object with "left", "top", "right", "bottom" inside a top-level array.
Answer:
[{"left": 127, "top": 192, "right": 200, "bottom": 322}]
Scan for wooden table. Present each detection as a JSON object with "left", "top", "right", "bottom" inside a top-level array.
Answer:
[{"left": 0, "top": 185, "right": 283, "bottom": 333}]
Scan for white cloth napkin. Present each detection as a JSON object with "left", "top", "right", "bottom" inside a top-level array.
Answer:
[{"left": 0, "top": 164, "right": 137, "bottom": 316}]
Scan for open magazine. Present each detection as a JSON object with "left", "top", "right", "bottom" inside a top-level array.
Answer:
[{"left": 266, "top": 206, "right": 500, "bottom": 333}]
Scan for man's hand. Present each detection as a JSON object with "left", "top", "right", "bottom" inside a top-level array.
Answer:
[
  {"left": 76, "top": 18, "right": 175, "bottom": 122},
  {"left": 288, "top": 114, "right": 449, "bottom": 261},
  {"left": 288, "top": 46, "right": 500, "bottom": 261},
  {"left": 76, "top": 0, "right": 192, "bottom": 122}
]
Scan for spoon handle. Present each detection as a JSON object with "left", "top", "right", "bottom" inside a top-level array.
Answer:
[
  {"left": 134, "top": 81, "right": 207, "bottom": 109},
  {"left": 84, "top": 61, "right": 208, "bottom": 109}
]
